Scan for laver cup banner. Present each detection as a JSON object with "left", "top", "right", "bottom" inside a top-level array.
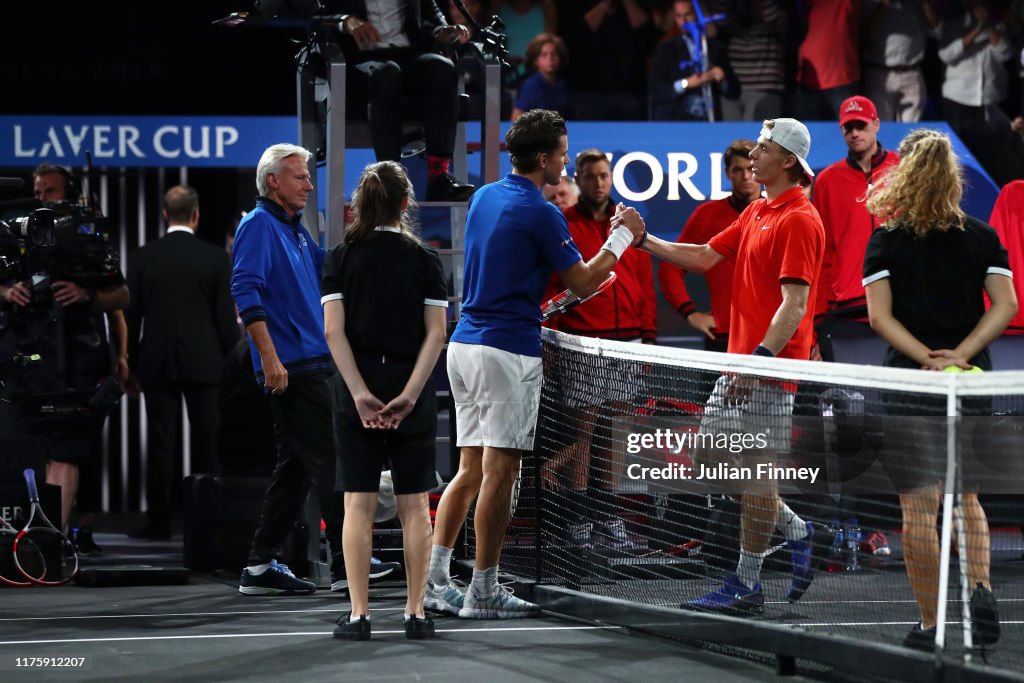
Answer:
[{"left": 0, "top": 117, "right": 999, "bottom": 220}]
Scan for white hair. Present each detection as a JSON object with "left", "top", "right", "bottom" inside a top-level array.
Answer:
[{"left": 256, "top": 143, "right": 312, "bottom": 196}]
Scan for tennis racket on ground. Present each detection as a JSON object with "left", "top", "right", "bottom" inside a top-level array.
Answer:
[
  {"left": 14, "top": 469, "right": 78, "bottom": 586},
  {"left": 541, "top": 272, "right": 617, "bottom": 321},
  {"left": 0, "top": 514, "right": 41, "bottom": 587}
]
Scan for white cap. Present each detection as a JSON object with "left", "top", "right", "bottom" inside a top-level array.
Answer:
[{"left": 760, "top": 118, "right": 814, "bottom": 179}]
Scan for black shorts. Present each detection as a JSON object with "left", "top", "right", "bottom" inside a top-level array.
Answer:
[
  {"left": 879, "top": 348, "right": 992, "bottom": 492},
  {"left": 333, "top": 359, "right": 437, "bottom": 495}
]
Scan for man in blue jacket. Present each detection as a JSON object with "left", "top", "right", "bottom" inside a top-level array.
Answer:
[{"left": 232, "top": 143, "right": 335, "bottom": 594}]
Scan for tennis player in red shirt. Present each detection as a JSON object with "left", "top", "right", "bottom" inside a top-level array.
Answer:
[
  {"left": 658, "top": 139, "right": 760, "bottom": 352},
  {"left": 638, "top": 118, "right": 826, "bottom": 614}
]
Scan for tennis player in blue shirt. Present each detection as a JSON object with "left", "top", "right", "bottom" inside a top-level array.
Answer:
[{"left": 425, "top": 109, "right": 647, "bottom": 618}]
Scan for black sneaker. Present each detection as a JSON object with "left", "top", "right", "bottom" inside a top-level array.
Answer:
[
  {"left": 71, "top": 527, "right": 103, "bottom": 555},
  {"left": 369, "top": 557, "right": 401, "bottom": 583},
  {"left": 404, "top": 614, "right": 436, "bottom": 640},
  {"left": 425, "top": 173, "right": 475, "bottom": 202},
  {"left": 238, "top": 560, "right": 316, "bottom": 595},
  {"left": 334, "top": 614, "right": 371, "bottom": 640},
  {"left": 330, "top": 556, "right": 402, "bottom": 592},
  {"left": 903, "top": 623, "right": 936, "bottom": 651},
  {"left": 970, "top": 583, "right": 1000, "bottom": 645}
]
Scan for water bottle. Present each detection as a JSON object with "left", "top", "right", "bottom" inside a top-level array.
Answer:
[
  {"left": 826, "top": 520, "right": 845, "bottom": 573},
  {"left": 845, "top": 518, "right": 862, "bottom": 572}
]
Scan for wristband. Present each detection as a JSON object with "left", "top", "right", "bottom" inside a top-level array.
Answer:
[
  {"left": 634, "top": 230, "right": 648, "bottom": 249},
  {"left": 752, "top": 345, "right": 774, "bottom": 357},
  {"left": 673, "top": 78, "right": 689, "bottom": 94},
  {"left": 600, "top": 225, "right": 633, "bottom": 260}
]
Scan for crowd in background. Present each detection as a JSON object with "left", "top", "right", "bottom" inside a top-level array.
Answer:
[{"left": 445, "top": 0, "right": 1024, "bottom": 187}]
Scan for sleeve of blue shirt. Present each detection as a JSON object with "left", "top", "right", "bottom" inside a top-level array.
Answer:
[
  {"left": 231, "top": 215, "right": 272, "bottom": 326},
  {"left": 536, "top": 204, "right": 582, "bottom": 272}
]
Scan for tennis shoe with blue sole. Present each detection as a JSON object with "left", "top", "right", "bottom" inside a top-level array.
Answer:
[
  {"left": 787, "top": 522, "right": 828, "bottom": 603},
  {"left": 424, "top": 578, "right": 466, "bottom": 616},
  {"left": 685, "top": 574, "right": 764, "bottom": 616},
  {"left": 458, "top": 585, "right": 541, "bottom": 619}
]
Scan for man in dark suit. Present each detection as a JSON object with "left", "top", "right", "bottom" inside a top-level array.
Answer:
[
  {"left": 331, "top": 0, "right": 475, "bottom": 201},
  {"left": 126, "top": 185, "right": 239, "bottom": 538}
]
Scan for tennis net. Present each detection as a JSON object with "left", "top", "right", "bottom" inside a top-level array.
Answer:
[{"left": 463, "top": 329, "right": 1024, "bottom": 681}]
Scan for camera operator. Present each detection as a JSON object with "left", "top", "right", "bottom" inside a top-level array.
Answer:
[
  {"left": 329, "top": 0, "right": 476, "bottom": 201},
  {"left": 0, "top": 163, "right": 129, "bottom": 553}
]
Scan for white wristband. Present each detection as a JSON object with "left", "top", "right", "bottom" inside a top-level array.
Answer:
[{"left": 600, "top": 225, "right": 633, "bottom": 261}]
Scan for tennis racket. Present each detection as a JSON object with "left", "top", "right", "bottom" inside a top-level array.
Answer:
[
  {"left": 0, "top": 513, "right": 41, "bottom": 587},
  {"left": 14, "top": 469, "right": 78, "bottom": 586},
  {"left": 541, "top": 272, "right": 617, "bottom": 321}
]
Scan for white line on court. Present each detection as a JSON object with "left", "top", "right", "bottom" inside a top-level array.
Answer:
[
  {"left": 0, "top": 607, "right": 406, "bottom": 622},
  {"left": 792, "top": 621, "right": 1024, "bottom": 628},
  {"left": 0, "top": 625, "right": 622, "bottom": 646},
  {"left": 765, "top": 598, "right": 1024, "bottom": 605}
]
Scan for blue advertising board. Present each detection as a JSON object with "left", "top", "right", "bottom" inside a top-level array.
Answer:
[{"left": 0, "top": 116, "right": 999, "bottom": 230}]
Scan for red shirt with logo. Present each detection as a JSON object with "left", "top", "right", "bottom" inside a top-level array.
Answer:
[
  {"left": 542, "top": 203, "right": 658, "bottom": 341},
  {"left": 658, "top": 197, "right": 740, "bottom": 335},
  {"left": 708, "top": 186, "right": 825, "bottom": 361},
  {"left": 813, "top": 147, "right": 900, "bottom": 322}
]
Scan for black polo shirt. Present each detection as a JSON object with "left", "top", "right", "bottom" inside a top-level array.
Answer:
[
  {"left": 862, "top": 216, "right": 1012, "bottom": 353},
  {"left": 320, "top": 228, "right": 447, "bottom": 360}
]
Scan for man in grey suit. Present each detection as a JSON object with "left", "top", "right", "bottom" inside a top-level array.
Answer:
[{"left": 126, "top": 185, "right": 239, "bottom": 538}]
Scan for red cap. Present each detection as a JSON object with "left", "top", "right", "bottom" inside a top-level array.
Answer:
[{"left": 839, "top": 96, "right": 878, "bottom": 126}]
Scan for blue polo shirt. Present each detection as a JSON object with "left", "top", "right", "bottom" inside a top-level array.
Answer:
[{"left": 451, "top": 174, "right": 582, "bottom": 356}]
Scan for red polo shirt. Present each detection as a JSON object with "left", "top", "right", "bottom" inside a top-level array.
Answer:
[
  {"left": 708, "top": 186, "right": 825, "bottom": 361},
  {"left": 988, "top": 180, "right": 1024, "bottom": 335}
]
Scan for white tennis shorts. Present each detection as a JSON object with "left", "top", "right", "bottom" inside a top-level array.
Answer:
[
  {"left": 700, "top": 374, "right": 795, "bottom": 454},
  {"left": 447, "top": 342, "right": 543, "bottom": 450}
]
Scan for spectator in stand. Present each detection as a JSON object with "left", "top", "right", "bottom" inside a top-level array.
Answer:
[
  {"left": 543, "top": 175, "right": 579, "bottom": 210},
  {"left": 811, "top": 95, "right": 900, "bottom": 360},
  {"left": 988, "top": 180, "right": 1024, "bottom": 337},
  {"left": 797, "top": 0, "right": 861, "bottom": 120},
  {"left": 650, "top": 0, "right": 726, "bottom": 121},
  {"left": 511, "top": 33, "right": 569, "bottom": 120},
  {"left": 658, "top": 139, "right": 760, "bottom": 352},
  {"left": 861, "top": 0, "right": 940, "bottom": 122},
  {"left": 939, "top": 0, "right": 1024, "bottom": 188},
  {"left": 715, "top": 0, "right": 788, "bottom": 122},
  {"left": 497, "top": 0, "right": 557, "bottom": 82},
  {"left": 557, "top": 0, "right": 660, "bottom": 120},
  {"left": 539, "top": 148, "right": 657, "bottom": 551}
]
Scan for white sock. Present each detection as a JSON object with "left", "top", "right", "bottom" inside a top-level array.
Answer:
[
  {"left": 428, "top": 545, "right": 453, "bottom": 586},
  {"left": 736, "top": 550, "right": 765, "bottom": 589},
  {"left": 778, "top": 504, "right": 808, "bottom": 542},
  {"left": 246, "top": 562, "right": 271, "bottom": 575},
  {"left": 470, "top": 566, "right": 498, "bottom": 598},
  {"left": 349, "top": 613, "right": 368, "bottom": 623}
]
